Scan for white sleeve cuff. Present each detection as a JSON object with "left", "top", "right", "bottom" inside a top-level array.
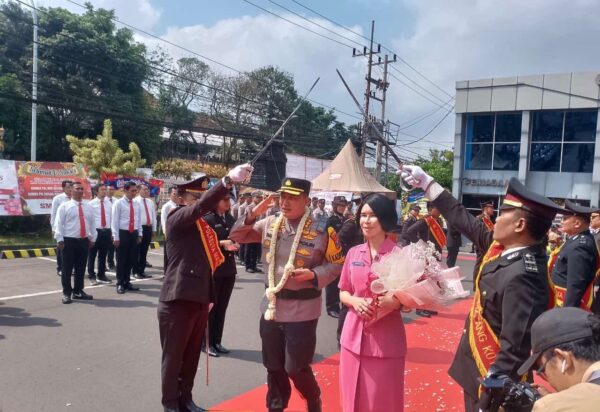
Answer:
[{"left": 425, "top": 182, "right": 445, "bottom": 201}]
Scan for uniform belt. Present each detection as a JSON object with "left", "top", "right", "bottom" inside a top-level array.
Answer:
[
  {"left": 264, "top": 286, "right": 321, "bottom": 300},
  {"left": 96, "top": 228, "right": 111, "bottom": 231}
]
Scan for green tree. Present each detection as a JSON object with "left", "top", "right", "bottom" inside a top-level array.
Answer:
[
  {"left": 0, "top": 3, "right": 162, "bottom": 161},
  {"left": 415, "top": 149, "right": 454, "bottom": 190},
  {"left": 66, "top": 119, "right": 145, "bottom": 177}
]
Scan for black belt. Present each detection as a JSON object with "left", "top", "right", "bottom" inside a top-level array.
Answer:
[
  {"left": 264, "top": 287, "right": 321, "bottom": 300},
  {"left": 96, "top": 228, "right": 110, "bottom": 231}
]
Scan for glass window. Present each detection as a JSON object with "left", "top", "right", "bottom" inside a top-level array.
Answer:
[
  {"left": 495, "top": 113, "right": 522, "bottom": 142},
  {"left": 532, "top": 111, "right": 563, "bottom": 142},
  {"left": 530, "top": 143, "right": 561, "bottom": 172},
  {"left": 562, "top": 143, "right": 595, "bottom": 173},
  {"left": 465, "top": 144, "right": 493, "bottom": 170},
  {"left": 466, "top": 115, "right": 494, "bottom": 143},
  {"left": 564, "top": 111, "right": 597, "bottom": 142},
  {"left": 493, "top": 144, "right": 520, "bottom": 171}
]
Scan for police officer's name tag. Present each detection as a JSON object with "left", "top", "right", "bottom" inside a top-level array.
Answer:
[{"left": 352, "top": 261, "right": 365, "bottom": 266}]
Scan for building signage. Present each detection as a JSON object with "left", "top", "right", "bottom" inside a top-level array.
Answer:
[{"left": 462, "top": 178, "right": 508, "bottom": 188}]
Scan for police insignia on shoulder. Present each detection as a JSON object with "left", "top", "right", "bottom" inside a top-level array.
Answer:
[
  {"left": 523, "top": 254, "right": 538, "bottom": 273},
  {"left": 579, "top": 237, "right": 588, "bottom": 245},
  {"left": 506, "top": 252, "right": 520, "bottom": 260}
]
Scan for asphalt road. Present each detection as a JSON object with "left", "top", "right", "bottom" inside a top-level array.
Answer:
[{"left": 0, "top": 248, "right": 475, "bottom": 412}]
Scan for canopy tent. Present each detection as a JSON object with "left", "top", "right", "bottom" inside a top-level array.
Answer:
[{"left": 311, "top": 140, "right": 396, "bottom": 199}]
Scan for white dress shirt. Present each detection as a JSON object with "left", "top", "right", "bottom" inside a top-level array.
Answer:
[
  {"left": 160, "top": 200, "right": 178, "bottom": 234},
  {"left": 88, "top": 197, "right": 112, "bottom": 230},
  {"left": 135, "top": 195, "right": 157, "bottom": 231},
  {"left": 54, "top": 199, "right": 96, "bottom": 242},
  {"left": 50, "top": 192, "right": 69, "bottom": 231},
  {"left": 111, "top": 196, "right": 142, "bottom": 241}
]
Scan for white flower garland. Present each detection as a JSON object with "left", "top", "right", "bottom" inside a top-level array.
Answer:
[{"left": 264, "top": 206, "right": 311, "bottom": 321}]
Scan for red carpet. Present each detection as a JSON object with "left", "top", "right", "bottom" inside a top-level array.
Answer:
[{"left": 210, "top": 298, "right": 472, "bottom": 411}]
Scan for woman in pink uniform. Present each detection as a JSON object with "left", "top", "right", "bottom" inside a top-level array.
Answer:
[{"left": 339, "top": 194, "right": 413, "bottom": 412}]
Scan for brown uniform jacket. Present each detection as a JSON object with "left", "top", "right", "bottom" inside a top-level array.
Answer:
[{"left": 159, "top": 181, "right": 229, "bottom": 304}]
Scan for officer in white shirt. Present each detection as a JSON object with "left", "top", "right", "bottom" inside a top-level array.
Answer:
[
  {"left": 50, "top": 180, "right": 73, "bottom": 277},
  {"left": 106, "top": 185, "right": 116, "bottom": 270},
  {"left": 160, "top": 186, "right": 180, "bottom": 270},
  {"left": 135, "top": 184, "right": 157, "bottom": 279},
  {"left": 54, "top": 181, "right": 96, "bottom": 304},
  {"left": 87, "top": 183, "right": 113, "bottom": 285},
  {"left": 111, "top": 181, "right": 143, "bottom": 294}
]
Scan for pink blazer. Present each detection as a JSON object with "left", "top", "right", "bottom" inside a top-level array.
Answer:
[{"left": 339, "top": 238, "right": 407, "bottom": 358}]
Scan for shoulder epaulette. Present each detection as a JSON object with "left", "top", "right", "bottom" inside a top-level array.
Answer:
[{"left": 523, "top": 253, "right": 538, "bottom": 273}]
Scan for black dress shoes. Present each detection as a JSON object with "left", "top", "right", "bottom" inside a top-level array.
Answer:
[
  {"left": 327, "top": 308, "right": 341, "bottom": 318},
  {"left": 145, "top": 261, "right": 153, "bottom": 268},
  {"left": 72, "top": 291, "right": 93, "bottom": 300},
  {"left": 202, "top": 345, "right": 219, "bottom": 357},
  {"left": 117, "top": 285, "right": 125, "bottom": 294},
  {"left": 125, "top": 283, "right": 139, "bottom": 291},
  {"left": 246, "top": 268, "right": 255, "bottom": 273},
  {"left": 416, "top": 309, "right": 438, "bottom": 318},
  {"left": 214, "top": 343, "right": 230, "bottom": 354},
  {"left": 179, "top": 399, "right": 206, "bottom": 412},
  {"left": 62, "top": 294, "right": 72, "bottom": 304}
]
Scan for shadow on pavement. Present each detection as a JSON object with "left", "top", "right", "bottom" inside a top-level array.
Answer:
[
  {"left": 0, "top": 306, "right": 62, "bottom": 328},
  {"left": 221, "top": 348, "right": 263, "bottom": 364},
  {"left": 76, "top": 298, "right": 157, "bottom": 309}
]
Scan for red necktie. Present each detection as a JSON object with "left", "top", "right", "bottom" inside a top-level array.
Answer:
[
  {"left": 143, "top": 199, "right": 150, "bottom": 226},
  {"left": 100, "top": 200, "right": 106, "bottom": 228},
  {"left": 78, "top": 202, "right": 86, "bottom": 238},
  {"left": 128, "top": 200, "right": 135, "bottom": 233}
]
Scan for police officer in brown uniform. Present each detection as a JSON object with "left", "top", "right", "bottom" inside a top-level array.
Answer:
[
  {"left": 229, "top": 177, "right": 343, "bottom": 412},
  {"left": 158, "top": 164, "right": 252, "bottom": 412},
  {"left": 400, "top": 165, "right": 562, "bottom": 412}
]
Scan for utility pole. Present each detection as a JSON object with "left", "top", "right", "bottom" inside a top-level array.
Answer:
[
  {"left": 371, "top": 53, "right": 397, "bottom": 179},
  {"left": 352, "top": 20, "right": 379, "bottom": 164},
  {"left": 30, "top": 0, "right": 38, "bottom": 161}
]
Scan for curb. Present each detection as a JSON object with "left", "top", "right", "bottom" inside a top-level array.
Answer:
[{"left": 1, "top": 241, "right": 162, "bottom": 259}]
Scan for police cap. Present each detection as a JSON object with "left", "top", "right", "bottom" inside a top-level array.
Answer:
[
  {"left": 500, "top": 177, "right": 561, "bottom": 220},
  {"left": 278, "top": 178, "right": 311, "bottom": 196},
  {"left": 332, "top": 196, "right": 348, "bottom": 206},
  {"left": 176, "top": 176, "right": 210, "bottom": 197},
  {"left": 480, "top": 200, "right": 495, "bottom": 209},
  {"left": 563, "top": 199, "right": 596, "bottom": 218}
]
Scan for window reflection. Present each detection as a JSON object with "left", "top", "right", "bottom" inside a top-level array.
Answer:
[
  {"left": 465, "top": 144, "right": 493, "bottom": 170},
  {"left": 530, "top": 143, "right": 561, "bottom": 172},
  {"left": 562, "top": 143, "right": 594, "bottom": 173},
  {"left": 493, "top": 144, "right": 520, "bottom": 170},
  {"left": 466, "top": 115, "right": 494, "bottom": 143},
  {"left": 564, "top": 111, "right": 597, "bottom": 142},
  {"left": 532, "top": 111, "right": 563, "bottom": 142},
  {"left": 495, "top": 114, "right": 522, "bottom": 142}
]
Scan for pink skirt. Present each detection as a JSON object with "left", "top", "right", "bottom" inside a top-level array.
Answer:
[{"left": 340, "top": 347, "right": 405, "bottom": 412}]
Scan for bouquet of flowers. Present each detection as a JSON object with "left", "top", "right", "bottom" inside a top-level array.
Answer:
[{"left": 366, "top": 240, "right": 470, "bottom": 325}]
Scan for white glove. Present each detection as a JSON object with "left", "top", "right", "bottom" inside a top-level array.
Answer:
[
  {"left": 227, "top": 163, "right": 254, "bottom": 183},
  {"left": 396, "top": 165, "right": 434, "bottom": 191}
]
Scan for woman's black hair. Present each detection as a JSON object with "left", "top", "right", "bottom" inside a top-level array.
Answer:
[
  {"left": 542, "top": 314, "right": 600, "bottom": 363},
  {"left": 357, "top": 193, "right": 398, "bottom": 232}
]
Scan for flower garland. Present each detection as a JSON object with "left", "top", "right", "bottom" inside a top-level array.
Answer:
[{"left": 264, "top": 206, "right": 311, "bottom": 321}]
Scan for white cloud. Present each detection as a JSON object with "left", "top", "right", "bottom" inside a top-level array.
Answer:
[{"left": 385, "top": 0, "right": 600, "bottom": 155}]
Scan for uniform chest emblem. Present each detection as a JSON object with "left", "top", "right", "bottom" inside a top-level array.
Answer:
[{"left": 296, "top": 248, "right": 311, "bottom": 256}]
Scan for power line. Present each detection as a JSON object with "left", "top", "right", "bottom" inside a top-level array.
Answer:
[
  {"left": 398, "top": 105, "right": 455, "bottom": 146},
  {"left": 289, "top": 0, "right": 453, "bottom": 99}
]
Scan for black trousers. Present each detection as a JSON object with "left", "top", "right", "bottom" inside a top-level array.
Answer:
[
  {"left": 325, "top": 275, "right": 340, "bottom": 311},
  {"left": 158, "top": 300, "right": 209, "bottom": 408},
  {"left": 116, "top": 230, "right": 138, "bottom": 286},
  {"left": 107, "top": 242, "right": 115, "bottom": 268},
  {"left": 61, "top": 237, "right": 89, "bottom": 295},
  {"left": 446, "top": 246, "right": 460, "bottom": 268},
  {"left": 259, "top": 317, "right": 321, "bottom": 411},
  {"left": 464, "top": 391, "right": 479, "bottom": 412},
  {"left": 87, "top": 229, "right": 111, "bottom": 277},
  {"left": 56, "top": 247, "right": 63, "bottom": 274},
  {"left": 208, "top": 275, "right": 236, "bottom": 346},
  {"left": 245, "top": 243, "right": 261, "bottom": 270},
  {"left": 136, "top": 225, "right": 153, "bottom": 275}
]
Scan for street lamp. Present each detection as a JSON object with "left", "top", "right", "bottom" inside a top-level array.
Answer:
[{"left": 29, "top": 0, "right": 38, "bottom": 161}]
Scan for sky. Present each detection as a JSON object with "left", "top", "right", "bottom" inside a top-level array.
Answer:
[{"left": 34, "top": 0, "right": 600, "bottom": 164}]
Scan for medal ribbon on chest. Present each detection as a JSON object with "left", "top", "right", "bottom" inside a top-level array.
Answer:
[{"left": 196, "top": 218, "right": 225, "bottom": 274}]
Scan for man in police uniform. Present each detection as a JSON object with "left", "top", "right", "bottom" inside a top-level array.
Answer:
[
  {"left": 472, "top": 200, "right": 496, "bottom": 283},
  {"left": 229, "top": 177, "right": 343, "bottom": 412},
  {"left": 404, "top": 201, "right": 445, "bottom": 254},
  {"left": 400, "top": 166, "right": 561, "bottom": 412},
  {"left": 158, "top": 164, "right": 252, "bottom": 412},
  {"left": 400, "top": 203, "right": 420, "bottom": 246},
  {"left": 324, "top": 195, "right": 348, "bottom": 318},
  {"left": 551, "top": 200, "right": 599, "bottom": 312}
]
